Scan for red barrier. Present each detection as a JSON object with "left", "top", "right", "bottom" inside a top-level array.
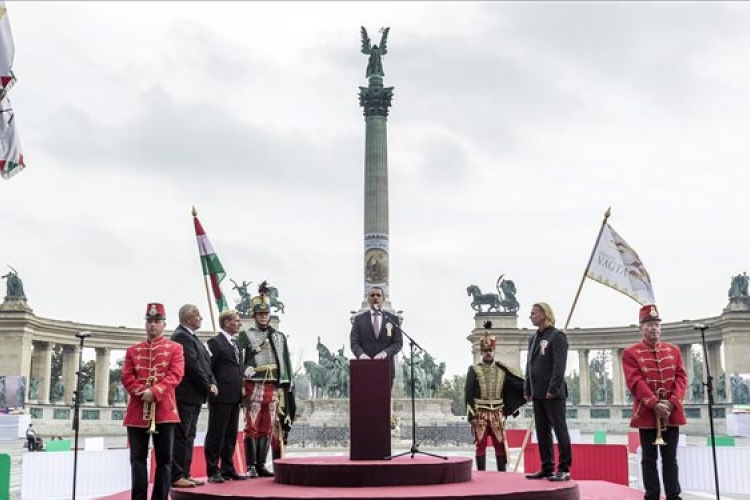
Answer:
[
  {"left": 523, "top": 443, "right": 629, "bottom": 485},
  {"left": 505, "top": 429, "right": 527, "bottom": 448},
  {"left": 150, "top": 432, "right": 245, "bottom": 482},
  {"left": 627, "top": 431, "right": 640, "bottom": 454}
]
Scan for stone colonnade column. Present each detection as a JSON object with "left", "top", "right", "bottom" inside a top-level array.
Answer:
[
  {"left": 611, "top": 348, "right": 625, "bottom": 405},
  {"left": 578, "top": 348, "right": 591, "bottom": 405},
  {"left": 706, "top": 340, "right": 722, "bottom": 380},
  {"left": 95, "top": 348, "right": 111, "bottom": 406},
  {"left": 36, "top": 342, "right": 53, "bottom": 405},
  {"left": 62, "top": 345, "right": 80, "bottom": 406},
  {"left": 680, "top": 344, "right": 695, "bottom": 402}
]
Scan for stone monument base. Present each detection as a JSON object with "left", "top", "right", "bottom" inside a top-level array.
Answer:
[{"left": 300, "top": 397, "right": 455, "bottom": 426}]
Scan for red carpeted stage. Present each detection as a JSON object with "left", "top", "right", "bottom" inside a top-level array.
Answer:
[
  {"left": 97, "top": 455, "right": 652, "bottom": 500},
  {"left": 97, "top": 477, "right": 652, "bottom": 500}
]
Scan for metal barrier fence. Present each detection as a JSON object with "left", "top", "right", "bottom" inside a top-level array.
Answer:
[{"left": 286, "top": 422, "right": 474, "bottom": 448}]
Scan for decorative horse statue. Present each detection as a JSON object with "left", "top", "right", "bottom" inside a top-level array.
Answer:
[
  {"left": 265, "top": 284, "right": 285, "bottom": 314},
  {"left": 303, "top": 360, "right": 328, "bottom": 399},
  {"left": 466, "top": 285, "right": 501, "bottom": 312}
]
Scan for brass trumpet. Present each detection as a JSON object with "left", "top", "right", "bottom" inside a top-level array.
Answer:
[
  {"left": 143, "top": 375, "right": 158, "bottom": 435},
  {"left": 653, "top": 390, "right": 667, "bottom": 446},
  {"left": 144, "top": 401, "right": 158, "bottom": 434},
  {"left": 653, "top": 415, "right": 666, "bottom": 446}
]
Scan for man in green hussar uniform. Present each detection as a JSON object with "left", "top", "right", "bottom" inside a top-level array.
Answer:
[{"left": 237, "top": 282, "right": 294, "bottom": 478}]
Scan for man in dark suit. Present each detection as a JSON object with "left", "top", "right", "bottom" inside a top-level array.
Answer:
[
  {"left": 524, "top": 302, "right": 572, "bottom": 482},
  {"left": 170, "top": 304, "right": 217, "bottom": 488},
  {"left": 349, "top": 286, "right": 403, "bottom": 384},
  {"left": 204, "top": 310, "right": 247, "bottom": 483}
]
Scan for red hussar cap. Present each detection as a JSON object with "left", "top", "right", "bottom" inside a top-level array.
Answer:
[
  {"left": 145, "top": 303, "right": 166, "bottom": 320},
  {"left": 639, "top": 304, "right": 661, "bottom": 324}
]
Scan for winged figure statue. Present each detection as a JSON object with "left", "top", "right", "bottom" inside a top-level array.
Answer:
[{"left": 361, "top": 26, "right": 390, "bottom": 78}]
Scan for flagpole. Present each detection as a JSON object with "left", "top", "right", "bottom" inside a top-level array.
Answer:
[
  {"left": 563, "top": 207, "right": 612, "bottom": 331},
  {"left": 192, "top": 206, "right": 218, "bottom": 334}
]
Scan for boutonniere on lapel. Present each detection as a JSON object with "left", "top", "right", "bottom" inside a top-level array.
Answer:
[
  {"left": 540, "top": 339, "right": 548, "bottom": 355},
  {"left": 385, "top": 322, "right": 393, "bottom": 338}
]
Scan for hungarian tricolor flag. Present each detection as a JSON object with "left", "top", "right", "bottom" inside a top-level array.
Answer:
[{"left": 193, "top": 210, "right": 228, "bottom": 312}]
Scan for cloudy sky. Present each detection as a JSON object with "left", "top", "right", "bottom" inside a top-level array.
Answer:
[{"left": 3, "top": 2, "right": 749, "bottom": 378}]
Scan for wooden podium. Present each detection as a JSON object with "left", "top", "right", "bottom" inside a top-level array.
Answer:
[{"left": 349, "top": 359, "right": 391, "bottom": 460}]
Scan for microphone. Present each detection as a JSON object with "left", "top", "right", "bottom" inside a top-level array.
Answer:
[
  {"left": 693, "top": 324, "right": 708, "bottom": 331},
  {"left": 75, "top": 331, "right": 92, "bottom": 339}
]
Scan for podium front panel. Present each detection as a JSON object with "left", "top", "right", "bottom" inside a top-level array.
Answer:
[{"left": 349, "top": 359, "right": 391, "bottom": 460}]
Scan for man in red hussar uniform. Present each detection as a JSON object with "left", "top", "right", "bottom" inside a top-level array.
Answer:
[
  {"left": 622, "top": 304, "right": 687, "bottom": 500},
  {"left": 122, "top": 303, "right": 185, "bottom": 500}
]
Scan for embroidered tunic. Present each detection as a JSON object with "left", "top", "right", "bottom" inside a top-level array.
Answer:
[
  {"left": 622, "top": 340, "right": 687, "bottom": 428},
  {"left": 122, "top": 336, "right": 184, "bottom": 427}
]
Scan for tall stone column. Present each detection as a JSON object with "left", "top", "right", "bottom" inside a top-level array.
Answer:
[
  {"left": 95, "top": 348, "right": 111, "bottom": 407},
  {"left": 706, "top": 341, "right": 722, "bottom": 381},
  {"left": 36, "top": 342, "right": 53, "bottom": 405},
  {"left": 358, "top": 31, "right": 395, "bottom": 308},
  {"left": 611, "top": 348, "right": 625, "bottom": 405},
  {"left": 578, "top": 349, "right": 591, "bottom": 405},
  {"left": 680, "top": 344, "right": 696, "bottom": 403},
  {"left": 62, "top": 345, "right": 80, "bottom": 406}
]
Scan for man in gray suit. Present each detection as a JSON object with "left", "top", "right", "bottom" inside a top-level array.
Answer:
[
  {"left": 350, "top": 286, "right": 403, "bottom": 384},
  {"left": 170, "top": 304, "right": 217, "bottom": 488}
]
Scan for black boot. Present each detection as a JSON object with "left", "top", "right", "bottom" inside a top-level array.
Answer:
[
  {"left": 244, "top": 438, "right": 259, "bottom": 478},
  {"left": 475, "top": 455, "right": 486, "bottom": 471},
  {"left": 255, "top": 437, "right": 274, "bottom": 477},
  {"left": 496, "top": 455, "right": 507, "bottom": 472}
]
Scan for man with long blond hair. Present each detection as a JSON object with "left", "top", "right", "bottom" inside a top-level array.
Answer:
[{"left": 524, "top": 302, "right": 572, "bottom": 482}]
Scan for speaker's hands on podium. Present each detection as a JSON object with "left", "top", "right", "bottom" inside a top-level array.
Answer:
[
  {"left": 358, "top": 353, "right": 371, "bottom": 360},
  {"left": 373, "top": 351, "right": 387, "bottom": 360}
]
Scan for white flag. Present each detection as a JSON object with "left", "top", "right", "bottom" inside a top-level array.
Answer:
[
  {"left": 586, "top": 223, "right": 655, "bottom": 305},
  {"left": 0, "top": 1, "right": 24, "bottom": 179},
  {"left": 0, "top": 97, "right": 24, "bottom": 179},
  {"left": 0, "top": 1, "right": 17, "bottom": 101}
]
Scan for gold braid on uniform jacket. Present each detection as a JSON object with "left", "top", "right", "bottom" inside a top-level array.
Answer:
[{"left": 468, "top": 361, "right": 522, "bottom": 416}]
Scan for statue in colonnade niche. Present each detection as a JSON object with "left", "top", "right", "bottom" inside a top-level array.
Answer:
[
  {"left": 114, "top": 382, "right": 126, "bottom": 404},
  {"left": 51, "top": 379, "right": 64, "bottom": 402},
  {"left": 690, "top": 376, "right": 704, "bottom": 402},
  {"left": 28, "top": 378, "right": 38, "bottom": 400},
  {"left": 83, "top": 381, "right": 94, "bottom": 402},
  {"left": 716, "top": 373, "right": 726, "bottom": 402}
]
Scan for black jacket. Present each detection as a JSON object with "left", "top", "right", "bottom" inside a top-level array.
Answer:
[
  {"left": 524, "top": 326, "right": 568, "bottom": 400},
  {"left": 207, "top": 333, "right": 243, "bottom": 405},
  {"left": 350, "top": 309, "right": 403, "bottom": 379},
  {"left": 171, "top": 324, "right": 216, "bottom": 405}
]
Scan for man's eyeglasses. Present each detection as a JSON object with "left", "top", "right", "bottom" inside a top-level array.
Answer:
[{"left": 369, "top": 293, "right": 382, "bottom": 297}]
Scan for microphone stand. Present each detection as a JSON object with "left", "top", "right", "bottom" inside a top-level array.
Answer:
[
  {"left": 386, "top": 322, "right": 446, "bottom": 460},
  {"left": 696, "top": 324, "right": 720, "bottom": 500},
  {"left": 71, "top": 331, "right": 91, "bottom": 500}
]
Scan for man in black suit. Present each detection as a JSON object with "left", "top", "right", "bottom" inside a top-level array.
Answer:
[
  {"left": 524, "top": 302, "right": 572, "bottom": 482},
  {"left": 205, "top": 310, "right": 247, "bottom": 483},
  {"left": 349, "top": 286, "right": 403, "bottom": 385},
  {"left": 170, "top": 304, "right": 217, "bottom": 488}
]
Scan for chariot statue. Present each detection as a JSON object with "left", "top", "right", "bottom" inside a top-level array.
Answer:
[{"left": 467, "top": 274, "right": 520, "bottom": 313}]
